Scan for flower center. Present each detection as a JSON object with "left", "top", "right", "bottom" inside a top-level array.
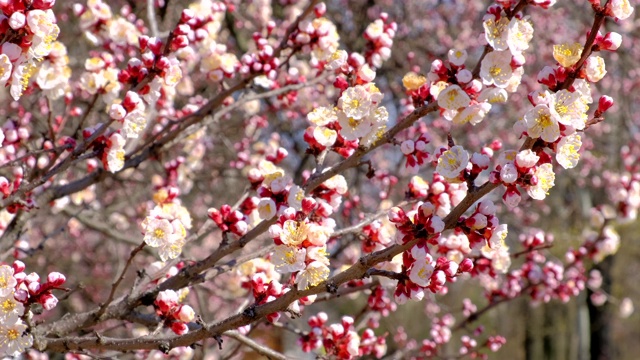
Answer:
[
  {"left": 154, "top": 228, "right": 166, "bottom": 239},
  {"left": 7, "top": 329, "right": 19, "bottom": 341},
  {"left": 1, "top": 299, "right": 16, "bottom": 312}
]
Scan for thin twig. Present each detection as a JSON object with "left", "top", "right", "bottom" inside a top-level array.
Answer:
[
  {"left": 222, "top": 330, "right": 288, "bottom": 360},
  {"left": 95, "top": 242, "right": 146, "bottom": 321}
]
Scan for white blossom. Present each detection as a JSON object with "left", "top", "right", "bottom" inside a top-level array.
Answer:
[
  {"left": 280, "top": 220, "right": 309, "bottom": 246},
  {"left": 584, "top": 56, "right": 606, "bottom": 83},
  {"left": 0, "top": 266, "right": 16, "bottom": 298},
  {"left": 272, "top": 245, "right": 307, "bottom": 273},
  {"left": 307, "top": 106, "right": 338, "bottom": 126},
  {"left": 296, "top": 261, "right": 330, "bottom": 290},
  {"left": 610, "top": 0, "right": 633, "bottom": 20},
  {"left": 523, "top": 105, "right": 561, "bottom": 142},
  {"left": 437, "top": 85, "right": 471, "bottom": 110},
  {"left": 480, "top": 51, "right": 513, "bottom": 88},
  {"left": 257, "top": 198, "right": 277, "bottom": 219},
  {"left": 339, "top": 85, "right": 373, "bottom": 120},
  {"left": 556, "top": 134, "right": 582, "bottom": 169},
  {"left": 0, "top": 320, "right": 33, "bottom": 356},
  {"left": 483, "top": 15, "right": 510, "bottom": 51},
  {"left": 0, "top": 55, "right": 12, "bottom": 87},
  {"left": 507, "top": 17, "right": 534, "bottom": 55},
  {"left": 436, "top": 145, "right": 470, "bottom": 179},
  {"left": 527, "top": 163, "right": 555, "bottom": 200},
  {"left": 447, "top": 49, "right": 467, "bottom": 66},
  {"left": 0, "top": 295, "right": 24, "bottom": 325},
  {"left": 409, "top": 254, "right": 435, "bottom": 287},
  {"left": 453, "top": 102, "right": 491, "bottom": 126}
]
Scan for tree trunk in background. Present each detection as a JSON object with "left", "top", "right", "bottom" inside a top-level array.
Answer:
[{"left": 587, "top": 255, "right": 615, "bottom": 360}]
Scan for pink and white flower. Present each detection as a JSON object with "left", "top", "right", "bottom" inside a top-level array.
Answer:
[
  {"left": 436, "top": 145, "right": 470, "bottom": 180},
  {"left": 480, "top": 51, "right": 513, "bottom": 88},
  {"left": 556, "top": 134, "right": 582, "bottom": 169},
  {"left": 272, "top": 245, "right": 307, "bottom": 273}
]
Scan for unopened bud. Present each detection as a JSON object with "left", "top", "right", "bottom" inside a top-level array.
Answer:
[
  {"left": 47, "top": 272, "right": 66, "bottom": 286},
  {"left": 176, "top": 305, "right": 195, "bottom": 322},
  {"left": 40, "top": 293, "right": 59, "bottom": 310},
  {"left": 459, "top": 258, "right": 474, "bottom": 272},
  {"left": 597, "top": 95, "right": 614, "bottom": 114}
]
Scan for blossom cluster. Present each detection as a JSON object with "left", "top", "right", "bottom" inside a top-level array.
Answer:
[
  {"left": 154, "top": 289, "right": 196, "bottom": 335},
  {"left": 305, "top": 81, "right": 389, "bottom": 156},
  {"left": 387, "top": 202, "right": 471, "bottom": 302},
  {"left": 300, "top": 313, "right": 386, "bottom": 360},
  {"left": 0, "top": 0, "right": 59, "bottom": 100},
  {"left": 607, "top": 142, "right": 640, "bottom": 221},
  {"left": 490, "top": 148, "right": 556, "bottom": 207},
  {"left": 0, "top": 262, "right": 65, "bottom": 356},
  {"left": 141, "top": 187, "right": 192, "bottom": 261},
  {"left": 362, "top": 13, "right": 397, "bottom": 68},
  {"left": 290, "top": 4, "right": 340, "bottom": 67},
  {"left": 435, "top": 144, "right": 491, "bottom": 185},
  {"left": 401, "top": 2, "right": 539, "bottom": 128},
  {"left": 302, "top": 13, "right": 396, "bottom": 156},
  {"left": 406, "top": 174, "right": 468, "bottom": 218},
  {"left": 401, "top": 133, "right": 432, "bottom": 174},
  {"left": 0, "top": 0, "right": 635, "bottom": 357}
]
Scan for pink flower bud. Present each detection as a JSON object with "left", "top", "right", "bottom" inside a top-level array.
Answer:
[
  {"left": 27, "top": 282, "right": 41, "bottom": 295},
  {"left": 266, "top": 312, "right": 280, "bottom": 323},
  {"left": 427, "top": 216, "right": 445, "bottom": 233},
  {"left": 13, "top": 272, "right": 26, "bottom": 282},
  {"left": 174, "top": 24, "right": 190, "bottom": 36},
  {"left": 314, "top": 3, "right": 327, "bottom": 17},
  {"left": 282, "top": 206, "right": 297, "bottom": 219},
  {"left": 456, "top": 69, "right": 473, "bottom": 84},
  {"left": 597, "top": 95, "right": 614, "bottom": 113},
  {"left": 0, "top": 177, "right": 9, "bottom": 196},
  {"left": 155, "top": 290, "right": 179, "bottom": 313},
  {"left": 176, "top": 305, "right": 195, "bottom": 322},
  {"left": 400, "top": 140, "right": 415, "bottom": 155},
  {"left": 109, "top": 104, "right": 126, "bottom": 121},
  {"left": 9, "top": 12, "right": 26, "bottom": 30},
  {"left": 25, "top": 272, "right": 40, "bottom": 284},
  {"left": 601, "top": 32, "right": 622, "bottom": 51},
  {"left": 537, "top": 66, "right": 557, "bottom": 88},
  {"left": 342, "top": 316, "right": 354, "bottom": 329},
  {"left": 155, "top": 56, "right": 170, "bottom": 71},
  {"left": 459, "top": 258, "right": 474, "bottom": 273},
  {"left": 47, "top": 272, "right": 66, "bottom": 286},
  {"left": 502, "top": 186, "right": 521, "bottom": 209},
  {"left": 388, "top": 207, "right": 405, "bottom": 223},
  {"left": 12, "top": 260, "right": 25, "bottom": 273},
  {"left": 431, "top": 270, "right": 446, "bottom": 286},
  {"left": 40, "top": 293, "right": 59, "bottom": 310},
  {"left": 148, "top": 37, "right": 164, "bottom": 55},
  {"left": 14, "top": 289, "right": 28, "bottom": 302},
  {"left": 138, "top": 35, "right": 149, "bottom": 51},
  {"left": 171, "top": 35, "right": 189, "bottom": 50},
  {"left": 141, "top": 52, "right": 155, "bottom": 68},
  {"left": 299, "top": 294, "right": 317, "bottom": 305},
  {"left": 228, "top": 210, "right": 244, "bottom": 223},
  {"left": 447, "top": 261, "right": 459, "bottom": 276},
  {"left": 180, "top": 9, "right": 195, "bottom": 23},
  {"left": 122, "top": 91, "right": 141, "bottom": 112},
  {"left": 230, "top": 220, "right": 248, "bottom": 236},
  {"left": 207, "top": 208, "right": 223, "bottom": 224},
  {"left": 301, "top": 197, "right": 317, "bottom": 213}
]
